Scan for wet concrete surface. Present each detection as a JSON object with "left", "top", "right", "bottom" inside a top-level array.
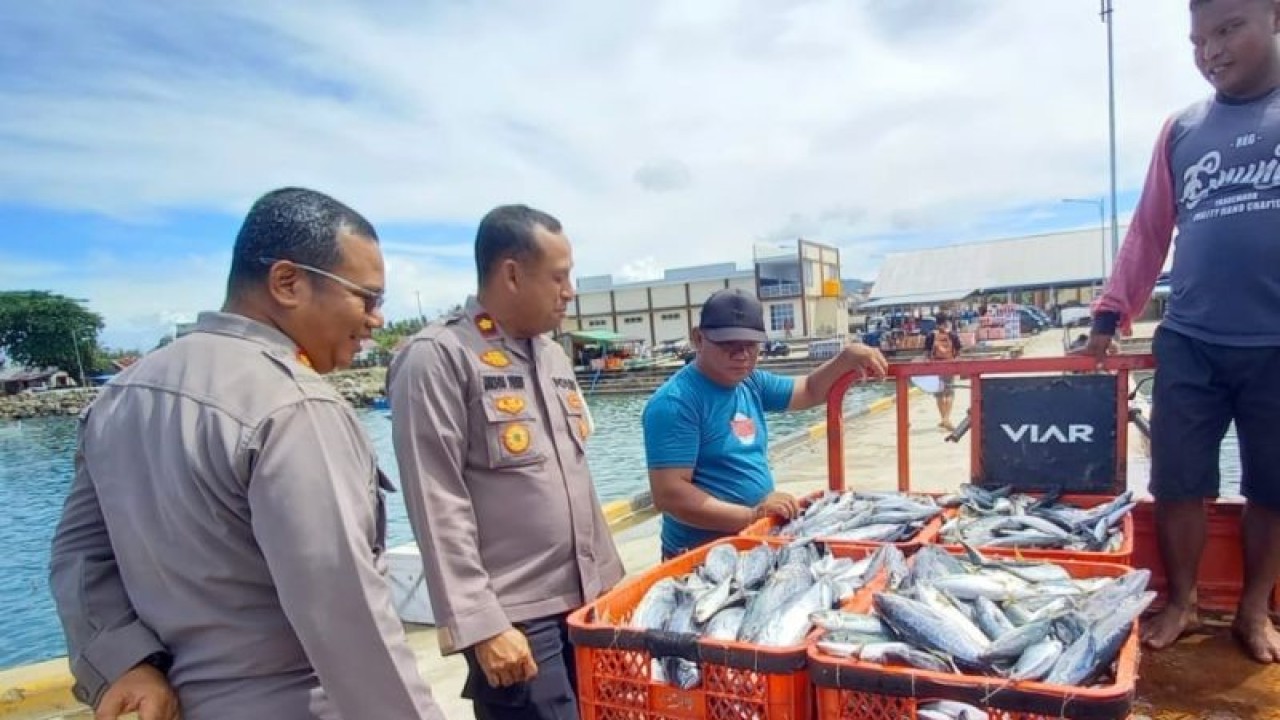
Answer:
[{"left": 1133, "top": 616, "right": 1280, "bottom": 720}]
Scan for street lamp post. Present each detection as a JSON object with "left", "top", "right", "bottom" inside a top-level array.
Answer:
[
  {"left": 1063, "top": 198, "right": 1108, "bottom": 286},
  {"left": 69, "top": 327, "right": 87, "bottom": 388},
  {"left": 1101, "top": 0, "right": 1121, "bottom": 263}
]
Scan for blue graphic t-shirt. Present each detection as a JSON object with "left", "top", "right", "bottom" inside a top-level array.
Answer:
[
  {"left": 1165, "top": 88, "right": 1280, "bottom": 345},
  {"left": 641, "top": 364, "right": 795, "bottom": 556}
]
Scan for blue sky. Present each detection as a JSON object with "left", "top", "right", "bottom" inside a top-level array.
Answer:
[{"left": 1, "top": 1, "right": 1205, "bottom": 350}]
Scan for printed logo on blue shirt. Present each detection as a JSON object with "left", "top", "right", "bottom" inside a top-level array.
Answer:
[{"left": 730, "top": 412, "right": 757, "bottom": 445}]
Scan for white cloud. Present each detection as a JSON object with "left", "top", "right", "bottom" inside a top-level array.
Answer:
[
  {"left": 614, "top": 257, "right": 665, "bottom": 284},
  {"left": 0, "top": 0, "right": 1208, "bottom": 345}
]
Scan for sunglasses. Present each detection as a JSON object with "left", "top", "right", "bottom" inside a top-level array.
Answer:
[
  {"left": 259, "top": 257, "right": 384, "bottom": 313},
  {"left": 709, "top": 339, "right": 761, "bottom": 357}
]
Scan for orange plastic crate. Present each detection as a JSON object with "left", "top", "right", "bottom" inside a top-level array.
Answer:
[
  {"left": 568, "top": 537, "right": 886, "bottom": 720},
  {"left": 809, "top": 554, "right": 1140, "bottom": 720},
  {"left": 935, "top": 492, "right": 1134, "bottom": 566},
  {"left": 1131, "top": 498, "right": 1280, "bottom": 613},
  {"left": 740, "top": 490, "right": 944, "bottom": 555}
]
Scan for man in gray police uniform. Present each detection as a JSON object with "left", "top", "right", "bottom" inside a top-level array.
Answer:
[
  {"left": 389, "top": 204, "right": 624, "bottom": 720},
  {"left": 48, "top": 188, "right": 445, "bottom": 720}
]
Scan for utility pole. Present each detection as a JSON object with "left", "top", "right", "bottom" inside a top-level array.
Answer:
[
  {"left": 70, "top": 327, "right": 87, "bottom": 388},
  {"left": 1101, "top": 0, "right": 1120, "bottom": 264},
  {"left": 415, "top": 291, "right": 424, "bottom": 323}
]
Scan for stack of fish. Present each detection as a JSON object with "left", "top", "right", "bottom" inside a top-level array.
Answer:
[
  {"left": 767, "top": 490, "right": 944, "bottom": 544},
  {"left": 937, "top": 485, "right": 1136, "bottom": 553},
  {"left": 814, "top": 545, "right": 1153, "bottom": 689},
  {"left": 626, "top": 541, "right": 907, "bottom": 689}
]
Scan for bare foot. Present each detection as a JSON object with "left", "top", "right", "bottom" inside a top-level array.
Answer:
[
  {"left": 1232, "top": 613, "right": 1280, "bottom": 663},
  {"left": 1141, "top": 604, "right": 1200, "bottom": 649},
  {"left": 940, "top": 421, "right": 955, "bottom": 432}
]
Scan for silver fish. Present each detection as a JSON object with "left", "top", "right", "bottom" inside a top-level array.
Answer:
[
  {"left": 703, "top": 607, "right": 746, "bottom": 641},
  {"left": 734, "top": 544, "right": 774, "bottom": 590},
  {"left": 693, "top": 577, "right": 734, "bottom": 624},
  {"left": 982, "top": 619, "right": 1052, "bottom": 661},
  {"left": 816, "top": 639, "right": 863, "bottom": 657},
  {"left": 930, "top": 573, "right": 1033, "bottom": 603},
  {"left": 873, "top": 593, "right": 990, "bottom": 669},
  {"left": 913, "top": 582, "right": 991, "bottom": 650},
  {"left": 973, "top": 595, "right": 1016, "bottom": 641},
  {"left": 754, "top": 578, "right": 833, "bottom": 647},
  {"left": 1009, "top": 636, "right": 1063, "bottom": 682},
  {"left": 809, "top": 610, "right": 887, "bottom": 635},
  {"left": 737, "top": 563, "right": 812, "bottom": 643},
  {"left": 631, "top": 578, "right": 679, "bottom": 630},
  {"left": 859, "top": 641, "right": 954, "bottom": 673},
  {"left": 663, "top": 657, "right": 700, "bottom": 690},
  {"left": 703, "top": 544, "right": 738, "bottom": 584}
]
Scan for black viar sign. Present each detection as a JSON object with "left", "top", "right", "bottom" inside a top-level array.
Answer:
[{"left": 978, "top": 375, "right": 1119, "bottom": 493}]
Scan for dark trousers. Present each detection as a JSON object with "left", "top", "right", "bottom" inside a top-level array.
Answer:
[
  {"left": 462, "top": 614, "right": 578, "bottom": 720},
  {"left": 1150, "top": 327, "right": 1280, "bottom": 509}
]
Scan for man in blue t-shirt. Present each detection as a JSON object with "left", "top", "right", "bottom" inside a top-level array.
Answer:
[{"left": 642, "top": 288, "right": 888, "bottom": 559}]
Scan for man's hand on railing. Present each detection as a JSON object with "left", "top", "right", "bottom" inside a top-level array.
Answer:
[
  {"left": 1071, "top": 330, "right": 1119, "bottom": 365},
  {"left": 841, "top": 343, "right": 889, "bottom": 379}
]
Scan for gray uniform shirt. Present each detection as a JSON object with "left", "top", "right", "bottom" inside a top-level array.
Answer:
[
  {"left": 387, "top": 297, "right": 625, "bottom": 653},
  {"left": 48, "top": 312, "right": 443, "bottom": 720}
]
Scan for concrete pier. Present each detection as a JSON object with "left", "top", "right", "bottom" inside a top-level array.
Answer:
[{"left": 7, "top": 322, "right": 1277, "bottom": 720}]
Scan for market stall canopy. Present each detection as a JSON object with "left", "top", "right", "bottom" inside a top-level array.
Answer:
[
  {"left": 859, "top": 289, "right": 976, "bottom": 310},
  {"left": 565, "top": 329, "right": 638, "bottom": 344}
]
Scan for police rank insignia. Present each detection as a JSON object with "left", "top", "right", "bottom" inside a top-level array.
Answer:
[
  {"left": 494, "top": 395, "right": 525, "bottom": 415},
  {"left": 578, "top": 418, "right": 590, "bottom": 440},
  {"left": 295, "top": 348, "right": 314, "bottom": 369},
  {"left": 480, "top": 349, "right": 511, "bottom": 368},
  {"left": 566, "top": 391, "right": 584, "bottom": 411},
  {"left": 502, "top": 423, "right": 532, "bottom": 454},
  {"left": 475, "top": 314, "right": 498, "bottom": 336}
]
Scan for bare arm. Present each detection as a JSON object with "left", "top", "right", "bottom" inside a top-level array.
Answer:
[
  {"left": 649, "top": 468, "right": 759, "bottom": 532},
  {"left": 789, "top": 343, "right": 889, "bottom": 410}
]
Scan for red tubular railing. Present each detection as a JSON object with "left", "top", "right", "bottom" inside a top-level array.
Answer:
[{"left": 824, "top": 354, "right": 1157, "bottom": 494}]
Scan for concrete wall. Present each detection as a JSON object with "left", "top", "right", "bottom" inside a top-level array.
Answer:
[
  {"left": 653, "top": 309, "right": 690, "bottom": 344},
  {"left": 727, "top": 276, "right": 755, "bottom": 293},
  {"left": 689, "top": 279, "right": 727, "bottom": 306},
  {"left": 578, "top": 291, "right": 612, "bottom": 315},
  {"left": 581, "top": 314, "right": 614, "bottom": 331},
  {"left": 651, "top": 284, "right": 686, "bottom": 308},
  {"left": 618, "top": 313, "right": 652, "bottom": 343},
  {"left": 811, "top": 297, "right": 845, "bottom": 338},
  {"left": 613, "top": 288, "right": 649, "bottom": 314}
]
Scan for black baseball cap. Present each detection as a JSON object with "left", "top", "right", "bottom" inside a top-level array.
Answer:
[{"left": 699, "top": 288, "right": 767, "bottom": 343}]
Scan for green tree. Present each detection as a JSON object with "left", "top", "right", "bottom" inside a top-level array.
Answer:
[{"left": 0, "top": 291, "right": 104, "bottom": 383}]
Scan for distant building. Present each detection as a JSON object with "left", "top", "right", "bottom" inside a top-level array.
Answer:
[
  {"left": 861, "top": 225, "right": 1169, "bottom": 315},
  {"left": 0, "top": 366, "right": 75, "bottom": 395},
  {"left": 561, "top": 239, "right": 846, "bottom": 344}
]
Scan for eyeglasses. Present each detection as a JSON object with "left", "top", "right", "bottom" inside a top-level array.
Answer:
[
  {"left": 709, "top": 339, "right": 761, "bottom": 358},
  {"left": 259, "top": 257, "right": 384, "bottom": 312}
]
